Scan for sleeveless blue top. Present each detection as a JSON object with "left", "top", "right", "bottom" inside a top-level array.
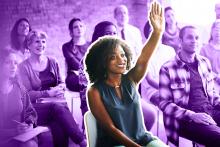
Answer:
[{"left": 93, "top": 74, "right": 154, "bottom": 147}]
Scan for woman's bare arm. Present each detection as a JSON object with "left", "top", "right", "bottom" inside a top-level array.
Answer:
[{"left": 128, "top": 2, "right": 164, "bottom": 84}]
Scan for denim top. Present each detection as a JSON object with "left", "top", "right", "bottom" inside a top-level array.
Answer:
[{"left": 94, "top": 74, "right": 154, "bottom": 147}]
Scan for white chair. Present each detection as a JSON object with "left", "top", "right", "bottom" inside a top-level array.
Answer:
[
  {"left": 84, "top": 111, "right": 126, "bottom": 147},
  {"left": 84, "top": 111, "right": 97, "bottom": 147}
]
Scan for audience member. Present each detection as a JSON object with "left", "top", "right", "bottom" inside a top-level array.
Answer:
[
  {"left": 159, "top": 26, "right": 220, "bottom": 146},
  {"left": 114, "top": 4, "right": 143, "bottom": 60},
  {"left": 162, "top": 6, "right": 180, "bottom": 52},
  {"left": 0, "top": 49, "right": 37, "bottom": 147},
  {"left": 62, "top": 18, "right": 90, "bottom": 119},
  {"left": 18, "top": 30, "right": 86, "bottom": 147},
  {"left": 10, "top": 18, "right": 31, "bottom": 63}
]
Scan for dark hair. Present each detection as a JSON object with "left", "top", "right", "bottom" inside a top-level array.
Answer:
[
  {"left": 164, "top": 6, "right": 175, "bottom": 28},
  {"left": 10, "top": 18, "right": 31, "bottom": 50},
  {"left": 68, "top": 18, "right": 81, "bottom": 33},
  {"left": 165, "top": 6, "right": 173, "bottom": 13},
  {"left": 85, "top": 36, "right": 132, "bottom": 83},
  {"left": 92, "top": 21, "right": 117, "bottom": 42},
  {"left": 179, "top": 25, "right": 196, "bottom": 40},
  {"left": 143, "top": 21, "right": 152, "bottom": 39}
]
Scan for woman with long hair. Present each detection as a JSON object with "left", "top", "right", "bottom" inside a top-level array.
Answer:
[
  {"left": 62, "top": 18, "right": 90, "bottom": 119},
  {"left": 162, "top": 7, "right": 180, "bottom": 52},
  {"left": 10, "top": 18, "right": 31, "bottom": 63},
  {"left": 0, "top": 49, "right": 37, "bottom": 147}
]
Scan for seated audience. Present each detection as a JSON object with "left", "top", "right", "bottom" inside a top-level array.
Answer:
[
  {"left": 0, "top": 49, "right": 37, "bottom": 147},
  {"left": 162, "top": 6, "right": 180, "bottom": 52},
  {"left": 159, "top": 25, "right": 220, "bottom": 146},
  {"left": 62, "top": 18, "right": 90, "bottom": 118},
  {"left": 85, "top": 2, "right": 167, "bottom": 147},
  {"left": 18, "top": 30, "right": 86, "bottom": 147}
]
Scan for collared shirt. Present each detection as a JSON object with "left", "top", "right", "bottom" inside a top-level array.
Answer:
[{"left": 159, "top": 53, "right": 220, "bottom": 145}]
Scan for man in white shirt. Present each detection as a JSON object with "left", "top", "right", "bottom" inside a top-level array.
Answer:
[{"left": 114, "top": 5, "right": 143, "bottom": 60}]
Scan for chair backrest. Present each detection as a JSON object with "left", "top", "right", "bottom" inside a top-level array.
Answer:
[{"left": 84, "top": 111, "right": 97, "bottom": 147}]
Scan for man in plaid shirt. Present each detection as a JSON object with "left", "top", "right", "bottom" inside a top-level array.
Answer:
[{"left": 159, "top": 26, "right": 220, "bottom": 146}]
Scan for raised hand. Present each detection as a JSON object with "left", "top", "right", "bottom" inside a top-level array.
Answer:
[{"left": 149, "top": 2, "right": 164, "bottom": 33}]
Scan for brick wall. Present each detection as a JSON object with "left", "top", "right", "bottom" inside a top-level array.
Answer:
[{"left": 0, "top": 0, "right": 154, "bottom": 76}]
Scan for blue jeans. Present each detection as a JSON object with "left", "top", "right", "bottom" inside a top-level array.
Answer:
[{"left": 179, "top": 105, "right": 220, "bottom": 147}]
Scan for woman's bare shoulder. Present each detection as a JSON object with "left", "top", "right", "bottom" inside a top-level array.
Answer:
[{"left": 88, "top": 86, "right": 100, "bottom": 98}]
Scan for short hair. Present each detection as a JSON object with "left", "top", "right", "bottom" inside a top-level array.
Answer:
[
  {"left": 92, "top": 21, "right": 117, "bottom": 42},
  {"left": 25, "top": 30, "right": 47, "bottom": 49},
  {"left": 10, "top": 18, "right": 31, "bottom": 50},
  {"left": 68, "top": 18, "right": 81, "bottom": 33},
  {"left": 143, "top": 21, "right": 152, "bottom": 39},
  {"left": 179, "top": 25, "right": 196, "bottom": 40},
  {"left": 85, "top": 36, "right": 132, "bottom": 83},
  {"left": 114, "top": 5, "right": 128, "bottom": 17}
]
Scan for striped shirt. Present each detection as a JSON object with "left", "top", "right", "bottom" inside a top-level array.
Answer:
[{"left": 159, "top": 53, "right": 220, "bottom": 145}]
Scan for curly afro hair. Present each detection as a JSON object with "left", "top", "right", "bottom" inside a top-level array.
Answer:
[{"left": 85, "top": 36, "right": 133, "bottom": 83}]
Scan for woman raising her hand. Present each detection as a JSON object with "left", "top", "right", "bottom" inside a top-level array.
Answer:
[{"left": 85, "top": 2, "right": 167, "bottom": 147}]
